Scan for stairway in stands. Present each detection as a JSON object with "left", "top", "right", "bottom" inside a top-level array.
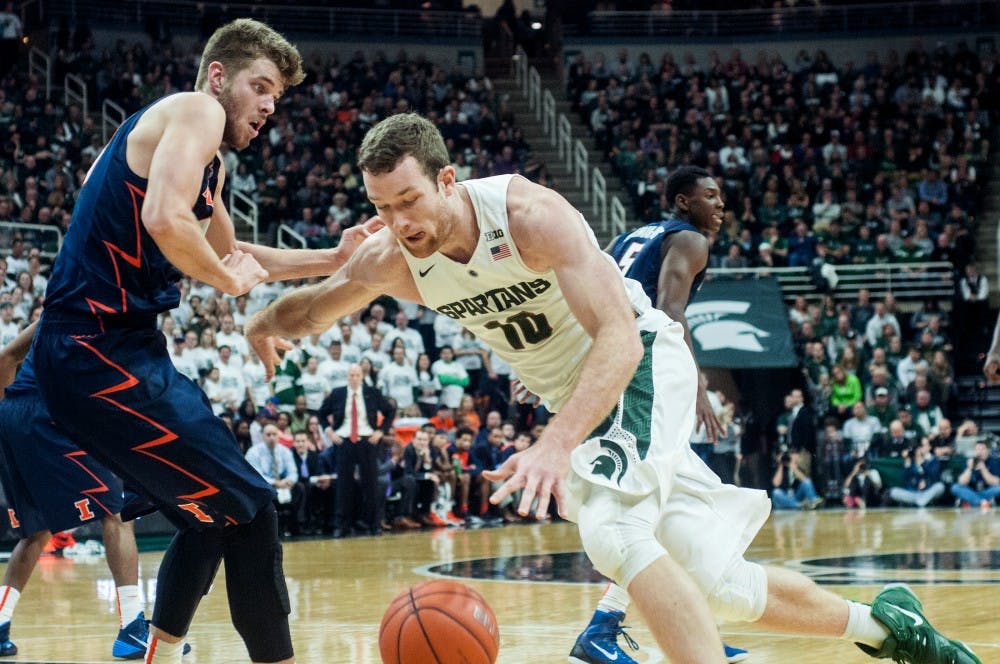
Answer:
[{"left": 488, "top": 57, "right": 630, "bottom": 246}]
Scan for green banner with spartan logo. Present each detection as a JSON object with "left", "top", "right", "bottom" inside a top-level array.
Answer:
[{"left": 684, "top": 276, "right": 797, "bottom": 368}]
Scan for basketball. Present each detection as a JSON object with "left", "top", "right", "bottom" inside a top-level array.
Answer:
[{"left": 379, "top": 579, "right": 500, "bottom": 664}]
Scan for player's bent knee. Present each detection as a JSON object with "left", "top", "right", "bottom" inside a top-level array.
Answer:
[
  {"left": 580, "top": 517, "right": 667, "bottom": 589},
  {"left": 705, "top": 557, "right": 768, "bottom": 623}
]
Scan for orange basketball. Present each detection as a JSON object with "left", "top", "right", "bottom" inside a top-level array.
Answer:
[{"left": 379, "top": 579, "right": 500, "bottom": 664}]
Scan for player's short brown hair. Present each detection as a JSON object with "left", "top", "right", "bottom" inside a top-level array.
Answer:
[
  {"left": 357, "top": 113, "right": 450, "bottom": 183},
  {"left": 195, "top": 18, "right": 304, "bottom": 92}
]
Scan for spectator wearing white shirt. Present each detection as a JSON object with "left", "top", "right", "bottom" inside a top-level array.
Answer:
[
  {"left": 433, "top": 310, "right": 462, "bottom": 354},
  {"left": 431, "top": 346, "right": 470, "bottom": 409},
  {"left": 216, "top": 345, "right": 247, "bottom": 409},
  {"left": 216, "top": 313, "right": 250, "bottom": 359},
  {"left": 896, "top": 345, "right": 929, "bottom": 390},
  {"left": 864, "top": 301, "right": 901, "bottom": 347},
  {"left": 242, "top": 351, "right": 273, "bottom": 408},
  {"left": 383, "top": 310, "right": 425, "bottom": 360},
  {"left": 299, "top": 356, "right": 332, "bottom": 412},
  {"left": 319, "top": 340, "right": 351, "bottom": 390},
  {"left": 169, "top": 334, "right": 199, "bottom": 382},
  {"left": 842, "top": 402, "right": 882, "bottom": 458},
  {"left": 378, "top": 346, "right": 420, "bottom": 410},
  {"left": 362, "top": 332, "right": 392, "bottom": 373}
]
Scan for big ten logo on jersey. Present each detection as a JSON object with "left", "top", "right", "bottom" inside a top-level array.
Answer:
[
  {"left": 74, "top": 498, "right": 96, "bottom": 521},
  {"left": 484, "top": 229, "right": 504, "bottom": 242}
]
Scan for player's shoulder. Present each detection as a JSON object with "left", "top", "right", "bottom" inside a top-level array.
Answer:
[
  {"left": 345, "top": 227, "right": 407, "bottom": 278},
  {"left": 146, "top": 92, "right": 225, "bottom": 131}
]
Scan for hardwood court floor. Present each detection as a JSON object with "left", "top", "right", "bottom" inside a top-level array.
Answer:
[{"left": 3, "top": 508, "right": 998, "bottom": 663}]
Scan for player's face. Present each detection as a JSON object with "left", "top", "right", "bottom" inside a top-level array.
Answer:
[
  {"left": 364, "top": 156, "right": 452, "bottom": 259},
  {"left": 680, "top": 177, "right": 724, "bottom": 233},
  {"left": 218, "top": 58, "right": 283, "bottom": 150}
]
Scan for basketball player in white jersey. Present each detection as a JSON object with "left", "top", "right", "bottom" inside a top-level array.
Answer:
[{"left": 245, "top": 114, "right": 980, "bottom": 664}]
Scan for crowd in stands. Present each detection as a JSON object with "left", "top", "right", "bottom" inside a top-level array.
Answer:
[
  {"left": 567, "top": 41, "right": 993, "bottom": 279},
  {"left": 1, "top": 21, "right": 999, "bottom": 540},
  {"left": 565, "top": 40, "right": 1000, "bottom": 511}
]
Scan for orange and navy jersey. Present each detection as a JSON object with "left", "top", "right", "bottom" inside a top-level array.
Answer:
[{"left": 42, "top": 98, "right": 221, "bottom": 325}]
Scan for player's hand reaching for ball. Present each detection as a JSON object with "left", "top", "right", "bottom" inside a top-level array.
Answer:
[
  {"left": 221, "top": 248, "right": 269, "bottom": 296},
  {"left": 484, "top": 440, "right": 569, "bottom": 520}
]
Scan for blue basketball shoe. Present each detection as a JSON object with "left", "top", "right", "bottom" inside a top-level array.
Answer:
[
  {"left": 113, "top": 612, "right": 192, "bottom": 659},
  {"left": 113, "top": 611, "right": 151, "bottom": 659},
  {"left": 568, "top": 610, "right": 639, "bottom": 664},
  {"left": 725, "top": 643, "right": 750, "bottom": 662},
  {"left": 0, "top": 621, "right": 16, "bottom": 656}
]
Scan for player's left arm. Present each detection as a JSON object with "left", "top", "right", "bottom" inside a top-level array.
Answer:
[
  {"left": 484, "top": 177, "right": 642, "bottom": 518},
  {"left": 657, "top": 232, "right": 724, "bottom": 442},
  {"left": 205, "top": 161, "right": 384, "bottom": 281}
]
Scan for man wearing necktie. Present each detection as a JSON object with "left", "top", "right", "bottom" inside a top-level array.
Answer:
[
  {"left": 318, "top": 364, "right": 396, "bottom": 537},
  {"left": 244, "top": 424, "right": 303, "bottom": 536},
  {"left": 291, "top": 431, "right": 335, "bottom": 534}
]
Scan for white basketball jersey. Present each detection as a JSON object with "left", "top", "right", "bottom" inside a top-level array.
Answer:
[{"left": 400, "top": 175, "right": 664, "bottom": 412}]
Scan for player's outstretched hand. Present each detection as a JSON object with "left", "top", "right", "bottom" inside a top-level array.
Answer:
[
  {"left": 221, "top": 248, "right": 269, "bottom": 296},
  {"left": 245, "top": 313, "right": 293, "bottom": 381},
  {"left": 484, "top": 442, "right": 568, "bottom": 520},
  {"left": 337, "top": 216, "right": 385, "bottom": 263},
  {"left": 984, "top": 352, "right": 1000, "bottom": 384}
]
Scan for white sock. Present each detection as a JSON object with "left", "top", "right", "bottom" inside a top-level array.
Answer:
[
  {"left": 144, "top": 636, "right": 184, "bottom": 664},
  {"left": 116, "top": 585, "right": 143, "bottom": 626},
  {"left": 596, "top": 582, "right": 631, "bottom": 615},
  {"left": 841, "top": 600, "right": 891, "bottom": 649},
  {"left": 0, "top": 587, "right": 20, "bottom": 624}
]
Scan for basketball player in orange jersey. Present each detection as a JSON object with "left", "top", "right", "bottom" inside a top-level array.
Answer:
[{"left": 246, "top": 113, "right": 979, "bottom": 664}]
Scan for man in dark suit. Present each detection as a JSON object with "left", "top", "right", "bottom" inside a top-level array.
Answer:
[
  {"left": 787, "top": 388, "right": 818, "bottom": 455},
  {"left": 291, "top": 431, "right": 335, "bottom": 534},
  {"left": 319, "top": 364, "right": 395, "bottom": 537}
]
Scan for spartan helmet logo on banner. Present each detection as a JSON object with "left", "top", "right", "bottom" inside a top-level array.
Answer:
[{"left": 687, "top": 300, "right": 772, "bottom": 352}]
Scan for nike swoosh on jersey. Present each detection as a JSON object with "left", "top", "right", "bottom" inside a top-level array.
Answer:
[{"left": 419, "top": 264, "right": 436, "bottom": 277}]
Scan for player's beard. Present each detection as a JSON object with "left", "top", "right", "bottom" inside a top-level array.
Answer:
[{"left": 217, "top": 83, "right": 248, "bottom": 149}]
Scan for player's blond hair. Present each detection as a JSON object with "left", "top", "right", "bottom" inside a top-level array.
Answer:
[
  {"left": 195, "top": 18, "right": 304, "bottom": 91},
  {"left": 358, "top": 113, "right": 450, "bottom": 183}
]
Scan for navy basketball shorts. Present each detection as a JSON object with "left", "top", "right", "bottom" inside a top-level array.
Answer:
[
  {"left": 34, "top": 327, "right": 274, "bottom": 529},
  {"left": 0, "top": 392, "right": 125, "bottom": 538}
]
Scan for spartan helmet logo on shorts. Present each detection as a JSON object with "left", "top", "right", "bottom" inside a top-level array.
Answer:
[{"left": 590, "top": 440, "right": 628, "bottom": 486}]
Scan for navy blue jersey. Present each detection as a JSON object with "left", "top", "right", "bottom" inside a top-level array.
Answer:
[
  {"left": 608, "top": 218, "right": 706, "bottom": 306},
  {"left": 42, "top": 99, "right": 220, "bottom": 327}
]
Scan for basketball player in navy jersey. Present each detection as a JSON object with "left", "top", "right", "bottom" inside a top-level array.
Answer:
[
  {"left": 570, "top": 166, "right": 747, "bottom": 663},
  {"left": 0, "top": 322, "right": 169, "bottom": 659},
  {"left": 29, "top": 19, "right": 378, "bottom": 664}
]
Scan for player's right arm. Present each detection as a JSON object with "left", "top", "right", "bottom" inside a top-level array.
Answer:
[
  {"left": 657, "top": 231, "right": 724, "bottom": 442},
  {"left": 244, "top": 230, "right": 421, "bottom": 379},
  {"left": 140, "top": 94, "right": 267, "bottom": 296},
  {"left": 0, "top": 321, "right": 36, "bottom": 393}
]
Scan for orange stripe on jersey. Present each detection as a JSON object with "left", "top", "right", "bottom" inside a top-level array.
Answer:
[{"left": 72, "top": 336, "right": 221, "bottom": 503}]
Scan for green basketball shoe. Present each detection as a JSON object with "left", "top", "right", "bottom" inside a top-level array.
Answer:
[{"left": 857, "top": 584, "right": 980, "bottom": 664}]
